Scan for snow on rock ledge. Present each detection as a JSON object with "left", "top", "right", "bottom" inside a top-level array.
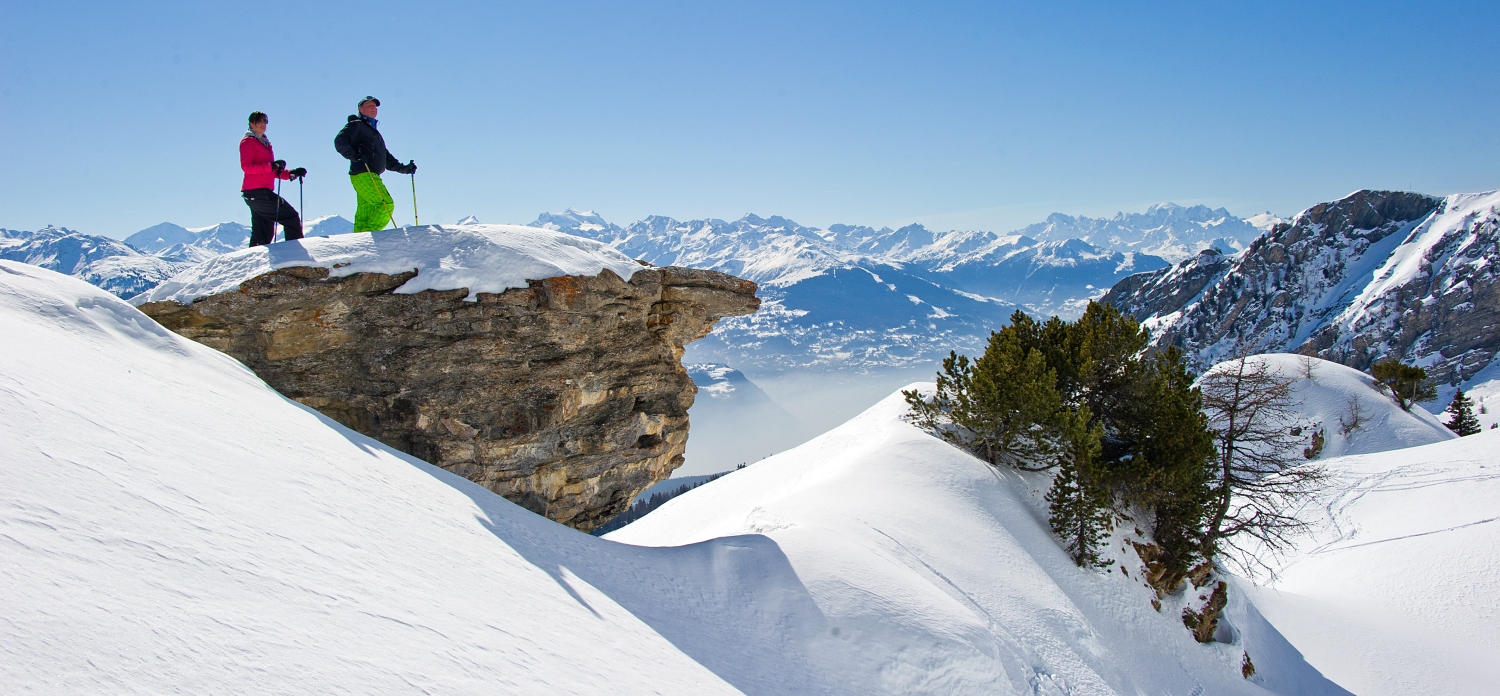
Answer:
[{"left": 133, "top": 224, "right": 648, "bottom": 304}]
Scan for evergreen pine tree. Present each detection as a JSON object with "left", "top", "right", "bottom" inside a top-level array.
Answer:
[
  {"left": 908, "top": 301, "right": 1217, "bottom": 579},
  {"left": 1127, "top": 348, "right": 1216, "bottom": 582},
  {"left": 1445, "top": 389, "right": 1482, "bottom": 436},
  {"left": 1047, "top": 407, "right": 1110, "bottom": 566},
  {"left": 907, "top": 316, "right": 1065, "bottom": 469}
]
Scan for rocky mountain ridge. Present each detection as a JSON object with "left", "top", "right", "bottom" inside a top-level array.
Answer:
[{"left": 1103, "top": 188, "right": 1500, "bottom": 395}]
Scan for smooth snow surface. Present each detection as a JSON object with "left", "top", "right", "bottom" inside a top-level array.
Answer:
[
  {"left": 1202, "top": 354, "right": 1455, "bottom": 460},
  {"left": 132, "top": 224, "right": 646, "bottom": 304},
  {"left": 1249, "top": 430, "right": 1500, "bottom": 696},
  {"left": 612, "top": 386, "right": 1348, "bottom": 695}
]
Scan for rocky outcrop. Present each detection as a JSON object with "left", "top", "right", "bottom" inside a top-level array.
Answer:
[
  {"left": 1301, "top": 194, "right": 1500, "bottom": 385},
  {"left": 139, "top": 264, "right": 758, "bottom": 531}
]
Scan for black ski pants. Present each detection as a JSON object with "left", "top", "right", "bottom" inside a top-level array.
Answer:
[{"left": 242, "top": 188, "right": 303, "bottom": 247}]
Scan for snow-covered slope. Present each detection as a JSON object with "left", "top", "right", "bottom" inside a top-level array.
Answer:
[
  {"left": 1202, "top": 354, "right": 1455, "bottom": 460},
  {"left": 133, "top": 224, "right": 646, "bottom": 305},
  {"left": 0, "top": 261, "right": 755, "bottom": 694},
  {"left": 1246, "top": 429, "right": 1500, "bottom": 696},
  {"left": 1, "top": 260, "right": 1352, "bottom": 695},
  {"left": 611, "top": 387, "right": 1348, "bottom": 695}
]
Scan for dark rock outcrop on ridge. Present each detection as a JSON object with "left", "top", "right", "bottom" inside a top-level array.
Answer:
[{"left": 139, "top": 265, "right": 759, "bottom": 531}]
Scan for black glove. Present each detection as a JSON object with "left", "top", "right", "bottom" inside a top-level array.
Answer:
[
  {"left": 404, "top": 160, "right": 417, "bottom": 174},
  {"left": 290, "top": 167, "right": 307, "bottom": 180},
  {"left": 272, "top": 159, "right": 286, "bottom": 174}
]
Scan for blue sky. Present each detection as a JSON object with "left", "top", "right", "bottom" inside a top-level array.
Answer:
[{"left": 2, "top": 1, "right": 1496, "bottom": 239}]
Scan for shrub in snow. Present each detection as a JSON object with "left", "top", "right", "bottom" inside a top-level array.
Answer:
[{"left": 1371, "top": 359, "right": 1435, "bottom": 411}]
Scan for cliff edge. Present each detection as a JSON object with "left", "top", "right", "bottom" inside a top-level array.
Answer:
[{"left": 134, "top": 225, "right": 759, "bottom": 530}]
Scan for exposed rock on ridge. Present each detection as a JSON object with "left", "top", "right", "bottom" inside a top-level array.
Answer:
[
  {"left": 1302, "top": 191, "right": 1500, "bottom": 385},
  {"left": 1101, "top": 190, "right": 1452, "bottom": 371},
  {"left": 140, "top": 264, "right": 759, "bottom": 531}
]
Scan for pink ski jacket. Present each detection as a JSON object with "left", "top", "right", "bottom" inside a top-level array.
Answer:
[{"left": 240, "top": 132, "right": 292, "bottom": 191}]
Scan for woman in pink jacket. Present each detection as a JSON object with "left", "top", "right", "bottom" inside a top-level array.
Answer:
[{"left": 240, "top": 111, "right": 307, "bottom": 247}]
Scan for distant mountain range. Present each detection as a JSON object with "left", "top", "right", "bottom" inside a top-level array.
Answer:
[
  {"left": 529, "top": 204, "right": 1275, "bottom": 370},
  {"left": 1, "top": 226, "right": 185, "bottom": 299},
  {"left": 6, "top": 203, "right": 1271, "bottom": 369},
  {"left": 1015, "top": 203, "right": 1278, "bottom": 262},
  {"left": 0, "top": 216, "right": 353, "bottom": 299},
  {"left": 126, "top": 217, "right": 354, "bottom": 255}
]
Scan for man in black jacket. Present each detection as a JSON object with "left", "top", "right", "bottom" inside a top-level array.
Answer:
[{"left": 334, "top": 96, "right": 416, "bottom": 232}]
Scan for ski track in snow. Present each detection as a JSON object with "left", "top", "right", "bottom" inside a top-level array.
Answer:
[{"left": 1249, "top": 427, "right": 1500, "bottom": 696}]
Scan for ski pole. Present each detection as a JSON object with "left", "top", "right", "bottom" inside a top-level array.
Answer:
[
  {"left": 410, "top": 171, "right": 419, "bottom": 226},
  {"left": 299, "top": 175, "right": 304, "bottom": 234},
  {"left": 272, "top": 178, "right": 283, "bottom": 244}
]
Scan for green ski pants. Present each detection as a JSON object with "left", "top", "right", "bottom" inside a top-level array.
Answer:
[{"left": 350, "top": 172, "right": 395, "bottom": 233}]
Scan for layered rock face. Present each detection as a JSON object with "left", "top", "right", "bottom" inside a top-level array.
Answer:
[
  {"left": 139, "top": 264, "right": 758, "bottom": 530},
  {"left": 1301, "top": 192, "right": 1500, "bottom": 384}
]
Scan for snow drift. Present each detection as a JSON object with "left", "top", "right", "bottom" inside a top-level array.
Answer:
[
  {"left": 132, "top": 224, "right": 647, "bottom": 304},
  {"left": 611, "top": 386, "right": 1348, "bottom": 694}
]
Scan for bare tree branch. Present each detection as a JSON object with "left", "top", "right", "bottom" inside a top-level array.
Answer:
[{"left": 1198, "top": 356, "right": 1328, "bottom": 574}]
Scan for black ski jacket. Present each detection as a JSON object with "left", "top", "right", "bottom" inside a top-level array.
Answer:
[{"left": 334, "top": 115, "right": 412, "bottom": 176}]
